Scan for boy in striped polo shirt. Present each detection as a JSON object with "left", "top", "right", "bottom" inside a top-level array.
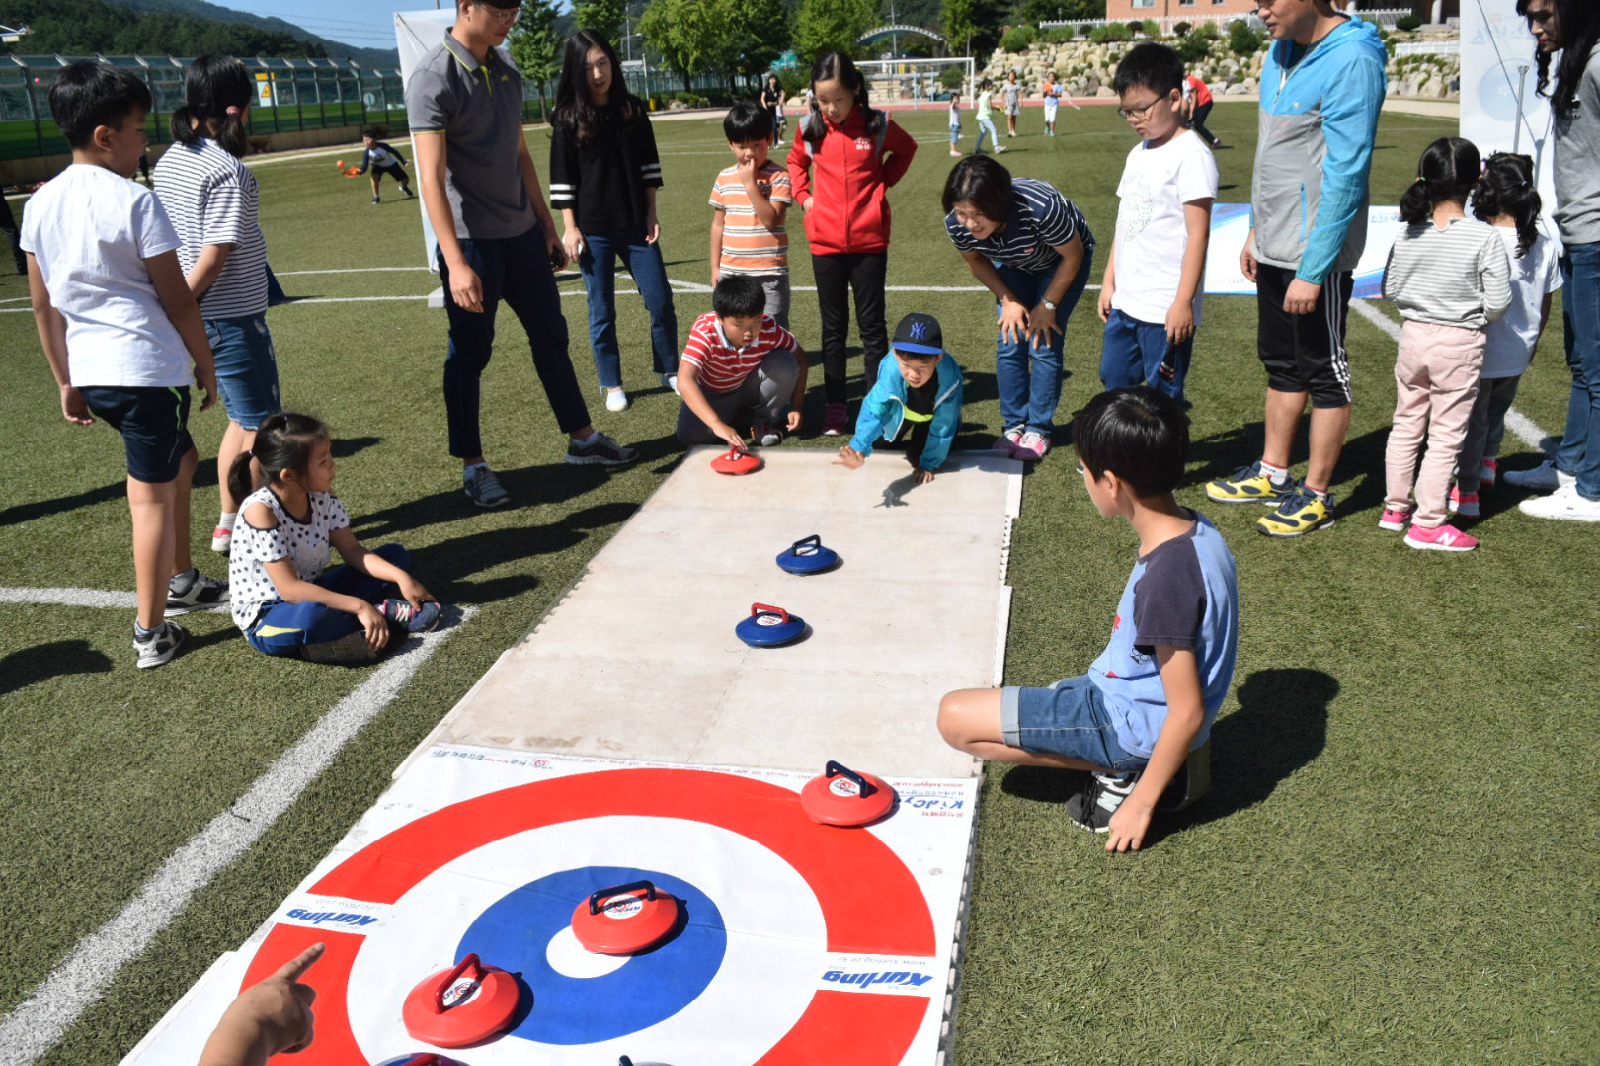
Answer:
[
  {"left": 676, "top": 275, "right": 809, "bottom": 449},
  {"left": 709, "top": 101, "right": 793, "bottom": 328}
]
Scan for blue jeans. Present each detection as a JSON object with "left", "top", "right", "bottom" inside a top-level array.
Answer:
[
  {"left": 245, "top": 543, "right": 409, "bottom": 657},
  {"left": 1099, "top": 307, "right": 1194, "bottom": 400},
  {"left": 578, "top": 226, "right": 679, "bottom": 389},
  {"left": 995, "top": 254, "right": 1092, "bottom": 435},
  {"left": 975, "top": 117, "right": 998, "bottom": 153},
  {"left": 1001, "top": 675, "right": 1146, "bottom": 773},
  {"left": 439, "top": 224, "right": 591, "bottom": 459},
  {"left": 1556, "top": 241, "right": 1600, "bottom": 500},
  {"left": 205, "top": 313, "right": 281, "bottom": 429}
]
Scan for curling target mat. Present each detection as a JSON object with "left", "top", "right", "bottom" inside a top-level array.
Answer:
[{"left": 122, "top": 745, "right": 979, "bottom": 1066}]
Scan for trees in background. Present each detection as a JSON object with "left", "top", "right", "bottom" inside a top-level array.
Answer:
[
  {"left": 794, "top": 0, "right": 874, "bottom": 61},
  {"left": 570, "top": 0, "right": 626, "bottom": 43},
  {"left": 511, "top": 0, "right": 564, "bottom": 117},
  {"left": 638, "top": 0, "right": 789, "bottom": 94}
]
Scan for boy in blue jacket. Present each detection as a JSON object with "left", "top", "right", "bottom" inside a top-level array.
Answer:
[{"left": 835, "top": 312, "right": 963, "bottom": 483}]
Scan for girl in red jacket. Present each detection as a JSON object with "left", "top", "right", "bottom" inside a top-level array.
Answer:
[{"left": 787, "top": 51, "right": 918, "bottom": 436}]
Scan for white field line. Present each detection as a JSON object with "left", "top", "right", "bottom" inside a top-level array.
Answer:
[
  {"left": 0, "top": 605, "right": 477, "bottom": 1066},
  {"left": 1347, "top": 299, "right": 1552, "bottom": 451}
]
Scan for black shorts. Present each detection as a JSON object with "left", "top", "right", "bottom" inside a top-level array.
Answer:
[
  {"left": 1255, "top": 263, "right": 1355, "bottom": 408},
  {"left": 78, "top": 385, "right": 194, "bottom": 483},
  {"left": 373, "top": 162, "right": 408, "bottom": 183}
]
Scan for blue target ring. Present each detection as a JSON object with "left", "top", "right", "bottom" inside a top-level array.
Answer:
[{"left": 455, "top": 865, "right": 726, "bottom": 1045}]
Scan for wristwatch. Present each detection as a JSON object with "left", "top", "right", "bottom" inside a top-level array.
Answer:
[{"left": 1041, "top": 298, "right": 1057, "bottom": 311}]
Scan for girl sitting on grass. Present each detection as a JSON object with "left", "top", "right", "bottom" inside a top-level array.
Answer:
[{"left": 226, "top": 412, "right": 443, "bottom": 662}]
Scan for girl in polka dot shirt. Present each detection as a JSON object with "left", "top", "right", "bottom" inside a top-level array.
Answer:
[{"left": 226, "top": 412, "right": 444, "bottom": 662}]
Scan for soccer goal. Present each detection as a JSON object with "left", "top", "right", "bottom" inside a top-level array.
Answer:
[{"left": 854, "top": 56, "right": 977, "bottom": 109}]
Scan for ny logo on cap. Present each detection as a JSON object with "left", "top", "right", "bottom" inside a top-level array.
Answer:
[{"left": 910, "top": 321, "right": 928, "bottom": 340}]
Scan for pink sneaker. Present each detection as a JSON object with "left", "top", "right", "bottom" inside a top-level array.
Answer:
[
  {"left": 992, "top": 427, "right": 1024, "bottom": 455},
  {"left": 1378, "top": 506, "right": 1411, "bottom": 531},
  {"left": 1448, "top": 486, "right": 1480, "bottom": 517},
  {"left": 821, "top": 402, "right": 849, "bottom": 436},
  {"left": 1403, "top": 522, "right": 1479, "bottom": 552},
  {"left": 1013, "top": 430, "right": 1050, "bottom": 462},
  {"left": 1480, "top": 458, "right": 1498, "bottom": 486}
]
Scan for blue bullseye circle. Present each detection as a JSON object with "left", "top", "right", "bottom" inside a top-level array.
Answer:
[{"left": 455, "top": 865, "right": 726, "bottom": 1045}]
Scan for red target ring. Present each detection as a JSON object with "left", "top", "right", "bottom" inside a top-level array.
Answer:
[{"left": 240, "top": 767, "right": 937, "bottom": 1065}]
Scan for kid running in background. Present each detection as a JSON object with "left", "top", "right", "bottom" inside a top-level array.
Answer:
[
  {"left": 22, "top": 61, "right": 224, "bottom": 669},
  {"left": 974, "top": 79, "right": 1003, "bottom": 155},
  {"left": 676, "top": 275, "right": 808, "bottom": 448},
  {"left": 1379, "top": 137, "right": 1511, "bottom": 552},
  {"left": 938, "top": 387, "right": 1238, "bottom": 851},
  {"left": 948, "top": 91, "right": 963, "bottom": 156},
  {"left": 153, "top": 55, "right": 279, "bottom": 556},
  {"left": 1002, "top": 69, "right": 1022, "bottom": 137},
  {"left": 1041, "top": 71, "right": 1061, "bottom": 136},
  {"left": 1451, "top": 152, "right": 1561, "bottom": 519},
  {"left": 228, "top": 413, "right": 445, "bottom": 662},
  {"left": 787, "top": 51, "right": 918, "bottom": 436},
  {"left": 357, "top": 129, "right": 415, "bottom": 204},
  {"left": 1097, "top": 43, "right": 1218, "bottom": 403},
  {"left": 835, "top": 312, "right": 964, "bottom": 484},
  {"left": 709, "top": 101, "right": 794, "bottom": 328}
]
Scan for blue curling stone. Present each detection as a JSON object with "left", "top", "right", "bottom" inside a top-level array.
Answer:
[
  {"left": 735, "top": 603, "right": 808, "bottom": 647},
  {"left": 776, "top": 535, "right": 840, "bottom": 576}
]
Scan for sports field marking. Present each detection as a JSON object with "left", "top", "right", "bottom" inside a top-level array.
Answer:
[
  {"left": 1348, "top": 297, "right": 1551, "bottom": 450},
  {"left": 0, "top": 606, "right": 476, "bottom": 1066},
  {"left": 274, "top": 267, "right": 434, "bottom": 276}
]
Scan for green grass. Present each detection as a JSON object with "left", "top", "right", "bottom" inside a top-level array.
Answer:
[{"left": 1, "top": 101, "right": 1596, "bottom": 1065}]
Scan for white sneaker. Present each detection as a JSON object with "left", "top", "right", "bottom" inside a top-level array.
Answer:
[
  {"left": 1518, "top": 484, "right": 1600, "bottom": 521},
  {"left": 1502, "top": 460, "right": 1569, "bottom": 492},
  {"left": 605, "top": 388, "right": 630, "bottom": 412},
  {"left": 661, "top": 372, "right": 680, "bottom": 395}
]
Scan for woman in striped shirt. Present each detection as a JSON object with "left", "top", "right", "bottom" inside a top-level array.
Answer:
[{"left": 943, "top": 156, "right": 1094, "bottom": 462}]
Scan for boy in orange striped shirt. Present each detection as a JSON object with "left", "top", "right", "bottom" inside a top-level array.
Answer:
[{"left": 709, "top": 101, "right": 793, "bottom": 328}]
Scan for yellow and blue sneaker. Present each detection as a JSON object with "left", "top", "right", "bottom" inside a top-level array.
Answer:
[
  {"left": 1256, "top": 483, "right": 1335, "bottom": 537},
  {"left": 1205, "top": 461, "right": 1293, "bottom": 504}
]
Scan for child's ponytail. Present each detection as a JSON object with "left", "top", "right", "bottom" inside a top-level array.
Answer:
[
  {"left": 1472, "top": 151, "right": 1542, "bottom": 258},
  {"left": 1399, "top": 136, "right": 1480, "bottom": 226},
  {"left": 231, "top": 412, "right": 330, "bottom": 504},
  {"left": 171, "top": 55, "right": 253, "bottom": 157}
]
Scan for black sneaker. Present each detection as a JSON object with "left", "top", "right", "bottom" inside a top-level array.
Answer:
[
  {"left": 134, "top": 620, "right": 188, "bottom": 669},
  {"left": 300, "top": 628, "right": 377, "bottom": 663},
  {"left": 166, "top": 569, "right": 228, "bottom": 615},
  {"left": 464, "top": 465, "right": 510, "bottom": 508},
  {"left": 371, "top": 195, "right": 380, "bottom": 205},
  {"left": 382, "top": 598, "right": 442, "bottom": 633},
  {"left": 1067, "top": 771, "right": 1139, "bottom": 834},
  {"left": 565, "top": 431, "right": 637, "bottom": 466}
]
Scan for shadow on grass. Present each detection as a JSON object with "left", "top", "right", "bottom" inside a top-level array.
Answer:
[
  {"left": 0, "top": 639, "right": 114, "bottom": 695},
  {"left": 997, "top": 667, "right": 1335, "bottom": 844}
]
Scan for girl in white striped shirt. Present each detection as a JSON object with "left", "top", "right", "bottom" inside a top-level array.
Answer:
[{"left": 1379, "top": 137, "right": 1512, "bottom": 552}]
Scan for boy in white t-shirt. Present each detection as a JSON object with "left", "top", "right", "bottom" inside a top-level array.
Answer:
[
  {"left": 1095, "top": 44, "right": 1218, "bottom": 402},
  {"left": 22, "top": 61, "right": 222, "bottom": 669}
]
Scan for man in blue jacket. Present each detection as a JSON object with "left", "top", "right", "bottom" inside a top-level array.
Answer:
[{"left": 1205, "top": 0, "right": 1386, "bottom": 537}]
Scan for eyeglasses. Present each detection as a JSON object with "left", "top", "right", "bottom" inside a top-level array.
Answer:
[
  {"left": 476, "top": 3, "right": 521, "bottom": 26},
  {"left": 1116, "top": 98, "right": 1163, "bottom": 121}
]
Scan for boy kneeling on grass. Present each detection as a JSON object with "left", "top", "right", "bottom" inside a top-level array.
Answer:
[
  {"left": 938, "top": 386, "right": 1238, "bottom": 850},
  {"left": 676, "top": 274, "right": 808, "bottom": 449}
]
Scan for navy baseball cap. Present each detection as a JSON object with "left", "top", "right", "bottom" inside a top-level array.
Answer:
[{"left": 892, "top": 312, "right": 943, "bottom": 356}]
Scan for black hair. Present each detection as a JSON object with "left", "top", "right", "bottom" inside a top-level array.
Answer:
[
  {"left": 980, "top": 77, "right": 993, "bottom": 90},
  {"left": 47, "top": 61, "right": 151, "bottom": 150},
  {"left": 553, "top": 29, "right": 644, "bottom": 146},
  {"left": 170, "top": 55, "right": 253, "bottom": 157},
  {"left": 363, "top": 128, "right": 380, "bottom": 139},
  {"left": 1516, "top": 0, "right": 1600, "bottom": 119},
  {"left": 941, "top": 155, "right": 1012, "bottom": 225},
  {"left": 804, "top": 51, "right": 883, "bottom": 149},
  {"left": 712, "top": 275, "right": 765, "bottom": 319},
  {"left": 1113, "top": 42, "right": 1184, "bottom": 99},
  {"left": 724, "top": 100, "right": 772, "bottom": 143},
  {"left": 1072, "top": 387, "right": 1189, "bottom": 498},
  {"left": 1472, "top": 152, "right": 1542, "bottom": 258},
  {"left": 1399, "top": 136, "right": 1480, "bottom": 225},
  {"left": 226, "top": 412, "right": 330, "bottom": 505}
]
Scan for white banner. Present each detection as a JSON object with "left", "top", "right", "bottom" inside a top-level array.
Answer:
[
  {"left": 1204, "top": 203, "right": 1406, "bottom": 299},
  {"left": 1460, "top": 0, "right": 1558, "bottom": 235}
]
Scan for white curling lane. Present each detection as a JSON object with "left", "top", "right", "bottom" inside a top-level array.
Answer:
[
  {"left": 0, "top": 606, "right": 477, "bottom": 1066},
  {"left": 1347, "top": 298, "right": 1550, "bottom": 451}
]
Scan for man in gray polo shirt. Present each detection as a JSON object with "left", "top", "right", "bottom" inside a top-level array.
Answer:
[{"left": 407, "top": 0, "right": 635, "bottom": 508}]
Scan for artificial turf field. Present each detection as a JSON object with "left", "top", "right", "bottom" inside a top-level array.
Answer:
[{"left": 1, "top": 99, "right": 1597, "bottom": 1066}]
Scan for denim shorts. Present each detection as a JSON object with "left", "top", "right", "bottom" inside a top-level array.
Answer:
[
  {"left": 205, "top": 313, "right": 281, "bottom": 429},
  {"left": 1001, "top": 675, "right": 1146, "bottom": 772},
  {"left": 78, "top": 385, "right": 194, "bottom": 484}
]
